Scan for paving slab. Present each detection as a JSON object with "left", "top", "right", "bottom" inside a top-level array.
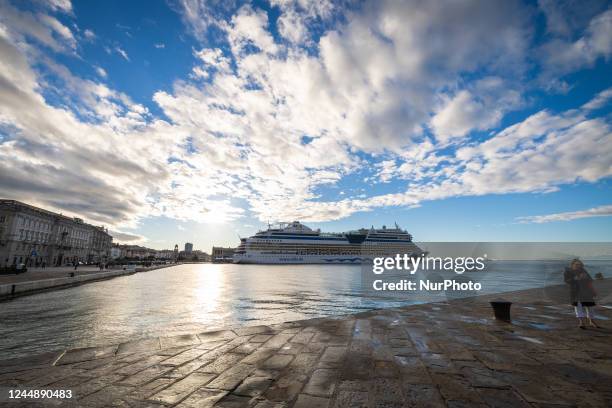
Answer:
[
  {"left": 55, "top": 345, "right": 118, "bottom": 365},
  {"left": 148, "top": 371, "right": 216, "bottom": 405}
]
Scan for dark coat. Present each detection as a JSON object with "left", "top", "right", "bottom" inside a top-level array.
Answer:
[{"left": 564, "top": 267, "right": 596, "bottom": 305}]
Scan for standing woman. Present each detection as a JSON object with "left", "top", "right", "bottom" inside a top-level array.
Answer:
[{"left": 564, "top": 259, "right": 600, "bottom": 329}]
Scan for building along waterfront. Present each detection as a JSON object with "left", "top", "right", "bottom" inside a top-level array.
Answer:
[{"left": 0, "top": 200, "right": 112, "bottom": 267}]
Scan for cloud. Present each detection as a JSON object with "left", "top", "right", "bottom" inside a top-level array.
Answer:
[
  {"left": 431, "top": 90, "right": 502, "bottom": 142},
  {"left": 517, "top": 205, "right": 612, "bottom": 223},
  {"left": 272, "top": 0, "right": 335, "bottom": 45},
  {"left": 582, "top": 86, "right": 612, "bottom": 111},
  {"left": 45, "top": 0, "right": 73, "bottom": 14},
  {"left": 0, "top": 0, "right": 77, "bottom": 52},
  {"left": 0, "top": 0, "right": 611, "bottom": 233},
  {"left": 538, "top": 0, "right": 608, "bottom": 37},
  {"left": 0, "top": 29, "right": 166, "bottom": 228},
  {"left": 83, "top": 29, "right": 95, "bottom": 40},
  {"left": 109, "top": 230, "right": 147, "bottom": 243},
  {"left": 171, "top": 0, "right": 237, "bottom": 40},
  {"left": 539, "top": 7, "right": 612, "bottom": 76},
  {"left": 94, "top": 66, "right": 107, "bottom": 78},
  {"left": 154, "top": 42, "right": 165, "bottom": 48},
  {"left": 228, "top": 5, "right": 278, "bottom": 55},
  {"left": 115, "top": 46, "right": 129, "bottom": 61}
]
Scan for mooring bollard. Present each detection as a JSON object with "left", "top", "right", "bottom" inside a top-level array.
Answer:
[{"left": 490, "top": 300, "right": 512, "bottom": 322}]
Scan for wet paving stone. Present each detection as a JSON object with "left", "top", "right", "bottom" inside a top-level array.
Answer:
[
  {"left": 148, "top": 371, "right": 216, "bottom": 405},
  {"left": 234, "top": 325, "right": 274, "bottom": 336},
  {"left": 116, "top": 338, "right": 162, "bottom": 355},
  {"left": 233, "top": 374, "right": 275, "bottom": 397},
  {"left": 55, "top": 345, "right": 118, "bottom": 365},
  {"left": 262, "top": 354, "right": 294, "bottom": 370},
  {"left": 205, "top": 363, "right": 255, "bottom": 390},
  {"left": 303, "top": 368, "right": 337, "bottom": 397},
  {"left": 160, "top": 334, "right": 201, "bottom": 349},
  {"left": 402, "top": 384, "right": 445, "bottom": 407},
  {"left": 293, "top": 393, "right": 330, "bottom": 408},
  {"left": 116, "top": 355, "right": 169, "bottom": 376},
  {"left": 160, "top": 348, "right": 207, "bottom": 366},
  {"left": 118, "top": 364, "right": 173, "bottom": 386},
  {"left": 175, "top": 388, "right": 228, "bottom": 408}
]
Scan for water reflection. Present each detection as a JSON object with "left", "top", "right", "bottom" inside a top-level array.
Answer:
[{"left": 0, "top": 261, "right": 610, "bottom": 360}]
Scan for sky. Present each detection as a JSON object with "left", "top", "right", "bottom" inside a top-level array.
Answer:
[{"left": 0, "top": 0, "right": 611, "bottom": 251}]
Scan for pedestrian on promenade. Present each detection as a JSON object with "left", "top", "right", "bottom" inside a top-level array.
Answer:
[{"left": 564, "top": 259, "right": 600, "bottom": 329}]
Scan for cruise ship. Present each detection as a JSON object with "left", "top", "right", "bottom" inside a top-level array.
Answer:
[{"left": 233, "top": 221, "right": 424, "bottom": 264}]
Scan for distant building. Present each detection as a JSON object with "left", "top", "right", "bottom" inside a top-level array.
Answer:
[
  {"left": 110, "top": 244, "right": 156, "bottom": 260},
  {"left": 211, "top": 246, "right": 235, "bottom": 263},
  {"left": 155, "top": 249, "right": 176, "bottom": 260},
  {"left": 184, "top": 242, "right": 193, "bottom": 253},
  {"left": 192, "top": 250, "right": 210, "bottom": 262},
  {"left": 0, "top": 200, "right": 112, "bottom": 267},
  {"left": 110, "top": 245, "right": 122, "bottom": 259}
]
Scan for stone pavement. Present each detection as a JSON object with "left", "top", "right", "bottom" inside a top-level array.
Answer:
[
  {"left": 1, "top": 281, "right": 611, "bottom": 407},
  {"left": 0, "top": 266, "right": 110, "bottom": 285}
]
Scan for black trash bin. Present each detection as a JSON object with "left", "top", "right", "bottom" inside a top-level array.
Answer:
[{"left": 490, "top": 300, "right": 512, "bottom": 322}]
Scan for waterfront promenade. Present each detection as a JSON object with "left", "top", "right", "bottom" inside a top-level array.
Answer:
[
  {"left": 0, "top": 266, "right": 121, "bottom": 285},
  {"left": 0, "top": 264, "right": 180, "bottom": 300},
  {"left": 1, "top": 280, "right": 611, "bottom": 407}
]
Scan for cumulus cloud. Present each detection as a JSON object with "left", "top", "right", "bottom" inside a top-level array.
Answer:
[
  {"left": 109, "top": 230, "right": 147, "bottom": 243},
  {"left": 431, "top": 91, "right": 502, "bottom": 142},
  {"left": 517, "top": 205, "right": 612, "bottom": 223},
  {"left": 0, "top": 0, "right": 611, "bottom": 234},
  {"left": 539, "top": 6, "right": 612, "bottom": 75},
  {"left": 171, "top": 0, "right": 237, "bottom": 40},
  {"left": 0, "top": 0, "right": 77, "bottom": 52},
  {"left": 431, "top": 78, "right": 523, "bottom": 142},
  {"left": 44, "top": 0, "right": 73, "bottom": 14},
  {"left": 538, "top": 0, "right": 608, "bottom": 37},
  {"left": 272, "top": 0, "right": 335, "bottom": 45}
]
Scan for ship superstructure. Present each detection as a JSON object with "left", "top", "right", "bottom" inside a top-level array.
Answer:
[{"left": 233, "top": 221, "right": 423, "bottom": 264}]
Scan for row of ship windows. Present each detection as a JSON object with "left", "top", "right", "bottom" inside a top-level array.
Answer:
[
  {"left": 257, "top": 249, "right": 412, "bottom": 255},
  {"left": 245, "top": 244, "right": 417, "bottom": 250}
]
